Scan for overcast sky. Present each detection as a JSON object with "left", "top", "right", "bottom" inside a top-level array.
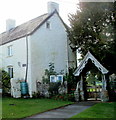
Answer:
[{"left": 0, "top": 0, "right": 79, "bottom": 33}]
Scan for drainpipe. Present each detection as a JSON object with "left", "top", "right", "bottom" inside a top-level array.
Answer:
[
  {"left": 25, "top": 35, "right": 28, "bottom": 82},
  {"left": 66, "top": 36, "right": 69, "bottom": 74}
]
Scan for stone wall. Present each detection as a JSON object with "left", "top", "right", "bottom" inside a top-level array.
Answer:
[{"left": 36, "top": 81, "right": 67, "bottom": 97}]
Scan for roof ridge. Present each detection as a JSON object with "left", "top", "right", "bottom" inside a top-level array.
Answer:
[
  {"left": 0, "top": 13, "right": 48, "bottom": 35},
  {"left": 0, "top": 13, "right": 51, "bottom": 45},
  {"left": 0, "top": 10, "right": 66, "bottom": 45}
]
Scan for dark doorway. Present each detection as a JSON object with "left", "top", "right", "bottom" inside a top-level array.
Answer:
[{"left": 86, "top": 72, "right": 102, "bottom": 101}]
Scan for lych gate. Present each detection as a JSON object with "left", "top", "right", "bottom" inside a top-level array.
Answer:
[{"left": 74, "top": 51, "right": 109, "bottom": 102}]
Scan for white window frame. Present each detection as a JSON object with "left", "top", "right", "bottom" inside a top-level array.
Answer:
[
  {"left": 50, "top": 75, "right": 63, "bottom": 83},
  {"left": 50, "top": 75, "right": 56, "bottom": 83},
  {"left": 7, "top": 45, "right": 13, "bottom": 56},
  {"left": 56, "top": 75, "right": 63, "bottom": 83},
  {"left": 8, "top": 66, "right": 13, "bottom": 78}
]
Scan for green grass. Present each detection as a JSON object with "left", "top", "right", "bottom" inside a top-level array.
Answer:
[
  {"left": 71, "top": 102, "right": 116, "bottom": 118},
  {"left": 2, "top": 97, "right": 73, "bottom": 119},
  {"left": 0, "top": 98, "right": 2, "bottom": 120}
]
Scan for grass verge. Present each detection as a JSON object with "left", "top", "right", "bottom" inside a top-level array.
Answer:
[
  {"left": 2, "top": 97, "right": 73, "bottom": 119},
  {"left": 71, "top": 102, "right": 116, "bottom": 118}
]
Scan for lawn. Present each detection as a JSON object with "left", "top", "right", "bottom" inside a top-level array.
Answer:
[
  {"left": 0, "top": 98, "right": 2, "bottom": 120},
  {"left": 2, "top": 97, "right": 73, "bottom": 119},
  {"left": 71, "top": 102, "right": 116, "bottom": 118}
]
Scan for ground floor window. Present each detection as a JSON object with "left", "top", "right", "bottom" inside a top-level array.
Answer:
[{"left": 8, "top": 67, "right": 13, "bottom": 78}]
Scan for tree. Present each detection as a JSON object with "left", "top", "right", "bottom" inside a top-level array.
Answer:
[{"left": 68, "top": 2, "right": 116, "bottom": 74}]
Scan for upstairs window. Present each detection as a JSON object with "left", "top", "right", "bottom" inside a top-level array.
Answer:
[
  {"left": 8, "top": 66, "right": 13, "bottom": 78},
  {"left": 46, "top": 21, "right": 51, "bottom": 29},
  {"left": 8, "top": 45, "right": 13, "bottom": 56}
]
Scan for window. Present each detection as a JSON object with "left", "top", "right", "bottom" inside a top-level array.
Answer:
[
  {"left": 50, "top": 75, "right": 63, "bottom": 83},
  {"left": 46, "top": 21, "right": 50, "bottom": 29},
  {"left": 8, "top": 67, "right": 13, "bottom": 78},
  {"left": 56, "top": 75, "right": 63, "bottom": 83},
  {"left": 50, "top": 75, "right": 56, "bottom": 82},
  {"left": 8, "top": 45, "right": 12, "bottom": 56}
]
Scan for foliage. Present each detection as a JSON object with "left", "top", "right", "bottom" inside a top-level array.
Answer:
[
  {"left": 42, "top": 62, "right": 65, "bottom": 97},
  {"left": 86, "top": 74, "right": 97, "bottom": 85},
  {"left": 0, "top": 69, "right": 10, "bottom": 95},
  {"left": 49, "top": 82, "right": 61, "bottom": 96},
  {"left": 64, "top": 68, "right": 77, "bottom": 93},
  {"left": 109, "top": 74, "right": 116, "bottom": 101},
  {"left": 86, "top": 70, "right": 102, "bottom": 85},
  {"left": 71, "top": 102, "right": 116, "bottom": 118},
  {"left": 68, "top": 2, "right": 116, "bottom": 74},
  {"left": 32, "top": 91, "right": 41, "bottom": 98},
  {"left": 109, "top": 81, "right": 116, "bottom": 101},
  {"left": 51, "top": 93, "right": 75, "bottom": 102},
  {"left": 2, "top": 97, "right": 73, "bottom": 119},
  {"left": 42, "top": 62, "right": 57, "bottom": 84}
]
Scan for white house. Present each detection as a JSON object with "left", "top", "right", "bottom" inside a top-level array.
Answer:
[{"left": 0, "top": 2, "right": 76, "bottom": 97}]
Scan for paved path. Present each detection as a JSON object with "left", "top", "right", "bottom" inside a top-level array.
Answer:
[{"left": 22, "top": 101, "right": 99, "bottom": 119}]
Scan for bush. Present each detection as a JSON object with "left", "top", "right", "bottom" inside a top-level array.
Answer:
[
  {"left": 49, "top": 82, "right": 61, "bottom": 96},
  {"left": 109, "top": 74, "right": 116, "bottom": 101},
  {"left": 32, "top": 92, "right": 41, "bottom": 98},
  {"left": 51, "top": 93, "right": 75, "bottom": 102},
  {"left": 42, "top": 62, "right": 64, "bottom": 97},
  {"left": 64, "top": 68, "right": 77, "bottom": 94},
  {"left": 42, "top": 63, "right": 57, "bottom": 84},
  {"left": 109, "top": 81, "right": 116, "bottom": 101},
  {"left": 0, "top": 69, "right": 10, "bottom": 96}
]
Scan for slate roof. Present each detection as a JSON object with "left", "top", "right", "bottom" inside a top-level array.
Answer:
[{"left": 0, "top": 11, "right": 60, "bottom": 45}]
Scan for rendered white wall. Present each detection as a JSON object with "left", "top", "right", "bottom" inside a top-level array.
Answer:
[
  {"left": 0, "top": 46, "right": 2, "bottom": 68},
  {"left": 30, "top": 13, "right": 69, "bottom": 92},
  {"left": 0, "top": 37, "right": 27, "bottom": 80},
  {"left": 0, "top": 13, "right": 76, "bottom": 96}
]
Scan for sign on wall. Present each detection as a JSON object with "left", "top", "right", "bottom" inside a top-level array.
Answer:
[
  {"left": 50, "top": 75, "right": 63, "bottom": 83},
  {"left": 56, "top": 75, "right": 63, "bottom": 83},
  {"left": 50, "top": 75, "right": 56, "bottom": 82}
]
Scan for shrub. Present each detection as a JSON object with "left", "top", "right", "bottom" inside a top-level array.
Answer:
[
  {"left": 109, "top": 81, "right": 116, "bottom": 101},
  {"left": 51, "top": 93, "right": 75, "bottom": 102},
  {"left": 42, "top": 63, "right": 57, "bottom": 84},
  {"left": 64, "top": 68, "right": 77, "bottom": 94},
  {"left": 49, "top": 82, "right": 61, "bottom": 96},
  {"left": 32, "top": 92, "right": 41, "bottom": 98},
  {"left": 42, "top": 62, "right": 64, "bottom": 97},
  {"left": 109, "top": 74, "right": 116, "bottom": 101},
  {"left": 0, "top": 69, "right": 10, "bottom": 96}
]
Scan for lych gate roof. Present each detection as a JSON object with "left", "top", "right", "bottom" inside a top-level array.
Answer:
[
  {"left": 0, "top": 11, "right": 61, "bottom": 46},
  {"left": 74, "top": 51, "right": 109, "bottom": 76}
]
